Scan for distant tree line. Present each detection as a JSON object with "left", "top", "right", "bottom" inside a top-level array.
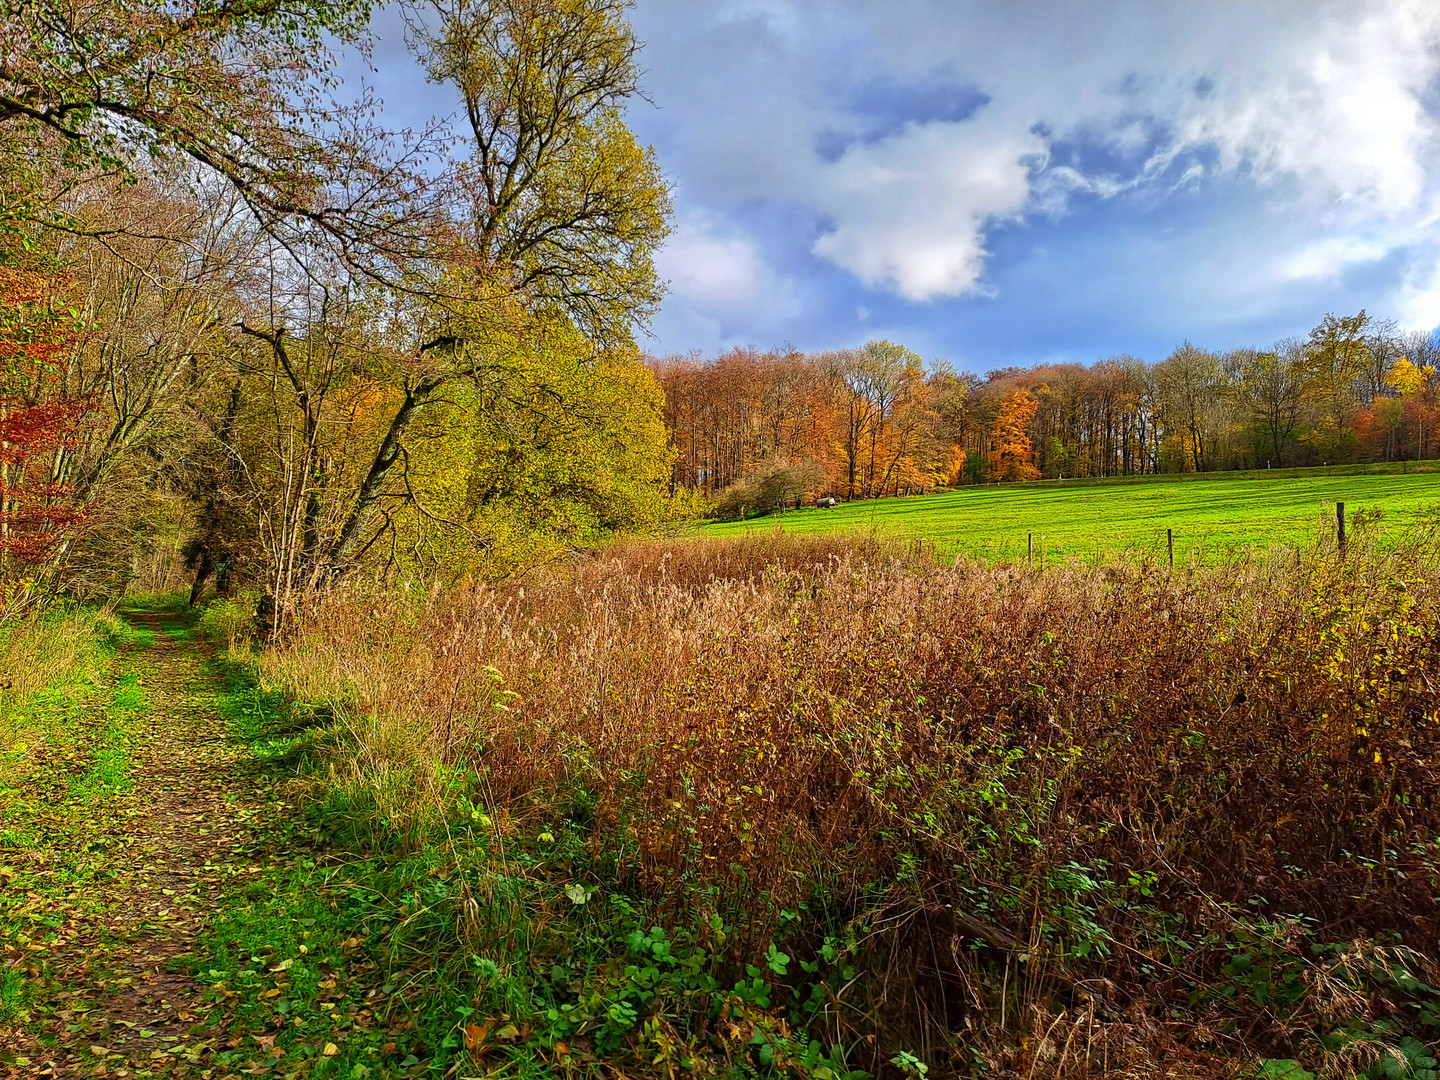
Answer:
[{"left": 651, "top": 311, "right": 1440, "bottom": 510}]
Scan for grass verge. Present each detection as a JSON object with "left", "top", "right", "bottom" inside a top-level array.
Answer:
[{"left": 0, "top": 617, "right": 147, "bottom": 1032}]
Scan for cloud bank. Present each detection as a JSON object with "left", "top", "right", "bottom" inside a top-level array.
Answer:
[{"left": 624, "top": 0, "right": 1440, "bottom": 358}]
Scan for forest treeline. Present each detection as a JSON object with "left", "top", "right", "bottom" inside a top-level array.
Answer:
[
  {"left": 0, "top": 0, "right": 677, "bottom": 619},
  {"left": 653, "top": 313, "right": 1440, "bottom": 512}
]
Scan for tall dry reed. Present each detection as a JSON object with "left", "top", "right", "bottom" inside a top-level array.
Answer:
[{"left": 264, "top": 532, "right": 1440, "bottom": 1073}]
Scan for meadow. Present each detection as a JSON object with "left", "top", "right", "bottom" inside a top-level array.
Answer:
[
  {"left": 702, "top": 464, "right": 1440, "bottom": 563},
  {"left": 246, "top": 531, "right": 1440, "bottom": 1078}
]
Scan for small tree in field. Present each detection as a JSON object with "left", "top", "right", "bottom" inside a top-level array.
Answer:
[{"left": 0, "top": 268, "right": 95, "bottom": 588}]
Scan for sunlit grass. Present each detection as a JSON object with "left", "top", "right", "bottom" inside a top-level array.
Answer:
[{"left": 701, "top": 466, "right": 1440, "bottom": 562}]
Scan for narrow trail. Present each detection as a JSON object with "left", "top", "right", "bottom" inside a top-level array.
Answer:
[{"left": 2, "top": 612, "right": 269, "bottom": 1079}]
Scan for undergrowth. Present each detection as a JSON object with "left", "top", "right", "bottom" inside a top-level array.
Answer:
[
  {"left": 0, "top": 605, "right": 133, "bottom": 768},
  {"left": 223, "top": 532, "right": 1440, "bottom": 1078},
  {"left": 0, "top": 608, "right": 144, "bottom": 1032}
]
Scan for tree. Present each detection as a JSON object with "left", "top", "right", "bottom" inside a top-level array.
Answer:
[
  {"left": 393, "top": 323, "right": 673, "bottom": 576},
  {"left": 1361, "top": 318, "right": 1404, "bottom": 404},
  {"left": 826, "top": 348, "right": 875, "bottom": 501},
  {"left": 405, "top": 0, "right": 670, "bottom": 340},
  {"left": 0, "top": 0, "right": 424, "bottom": 264},
  {"left": 986, "top": 389, "right": 1039, "bottom": 482},
  {"left": 0, "top": 268, "right": 96, "bottom": 580},
  {"left": 924, "top": 363, "right": 970, "bottom": 485},
  {"left": 1230, "top": 339, "right": 1310, "bottom": 467},
  {"left": 1379, "top": 353, "right": 1434, "bottom": 462},
  {"left": 56, "top": 178, "right": 254, "bottom": 506},
  {"left": 824, "top": 340, "right": 920, "bottom": 498},
  {"left": 312, "top": 0, "right": 671, "bottom": 582},
  {"left": 1, "top": 0, "right": 678, "bottom": 618},
  {"left": 1400, "top": 330, "right": 1440, "bottom": 460},
  {"left": 856, "top": 340, "right": 921, "bottom": 496},
  {"left": 712, "top": 460, "right": 824, "bottom": 521},
  {"left": 1156, "top": 343, "right": 1225, "bottom": 472},
  {"left": 1304, "top": 311, "right": 1371, "bottom": 462}
]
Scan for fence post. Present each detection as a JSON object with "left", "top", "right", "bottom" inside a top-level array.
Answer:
[
  {"left": 1028, "top": 532, "right": 1033, "bottom": 567},
  {"left": 1337, "top": 502, "right": 1346, "bottom": 555},
  {"left": 1167, "top": 528, "right": 1174, "bottom": 570}
]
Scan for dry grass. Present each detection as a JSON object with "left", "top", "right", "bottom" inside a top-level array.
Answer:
[
  {"left": 0, "top": 605, "right": 125, "bottom": 780},
  {"left": 0, "top": 607, "right": 118, "bottom": 718},
  {"left": 262, "top": 532, "right": 1440, "bottom": 1076}
]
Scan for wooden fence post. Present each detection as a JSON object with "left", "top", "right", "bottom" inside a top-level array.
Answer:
[
  {"left": 1337, "top": 502, "right": 1346, "bottom": 555},
  {"left": 1167, "top": 528, "right": 1174, "bottom": 570},
  {"left": 1028, "top": 532, "right": 1033, "bottom": 567}
]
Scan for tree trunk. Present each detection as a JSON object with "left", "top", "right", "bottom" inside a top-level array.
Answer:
[
  {"left": 189, "top": 552, "right": 214, "bottom": 607},
  {"left": 326, "top": 373, "right": 448, "bottom": 578}
]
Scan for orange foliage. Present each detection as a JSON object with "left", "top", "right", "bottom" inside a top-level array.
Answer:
[
  {"left": 651, "top": 349, "right": 843, "bottom": 493},
  {"left": 986, "top": 388, "right": 1040, "bottom": 481},
  {"left": 944, "top": 443, "right": 968, "bottom": 484},
  {"left": 651, "top": 349, "right": 962, "bottom": 498}
]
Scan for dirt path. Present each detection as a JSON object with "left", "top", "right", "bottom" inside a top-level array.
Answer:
[{"left": 2, "top": 612, "right": 266, "bottom": 1079}]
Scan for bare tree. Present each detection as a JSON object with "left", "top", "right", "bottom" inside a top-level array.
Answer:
[
  {"left": 1157, "top": 342, "right": 1226, "bottom": 472},
  {"left": 1229, "top": 339, "right": 1310, "bottom": 467},
  {"left": 1361, "top": 317, "right": 1404, "bottom": 404}
]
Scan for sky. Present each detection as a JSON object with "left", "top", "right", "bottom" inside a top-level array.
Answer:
[{"left": 360, "top": 0, "right": 1440, "bottom": 373}]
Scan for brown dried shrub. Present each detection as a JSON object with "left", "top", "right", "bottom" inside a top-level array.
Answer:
[{"left": 264, "top": 530, "right": 1440, "bottom": 1073}]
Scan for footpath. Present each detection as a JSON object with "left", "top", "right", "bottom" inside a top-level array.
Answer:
[{"left": 0, "top": 611, "right": 331, "bottom": 1079}]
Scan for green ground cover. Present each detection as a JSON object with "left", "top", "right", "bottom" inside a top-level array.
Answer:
[
  {"left": 3, "top": 599, "right": 845, "bottom": 1078},
  {"left": 701, "top": 466, "right": 1440, "bottom": 562}
]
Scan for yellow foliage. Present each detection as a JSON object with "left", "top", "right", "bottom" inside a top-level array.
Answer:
[{"left": 1386, "top": 356, "right": 1427, "bottom": 397}]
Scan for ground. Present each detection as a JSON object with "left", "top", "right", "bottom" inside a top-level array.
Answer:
[
  {"left": 0, "top": 608, "right": 398, "bottom": 1080},
  {"left": 701, "top": 466, "right": 1440, "bottom": 562}
]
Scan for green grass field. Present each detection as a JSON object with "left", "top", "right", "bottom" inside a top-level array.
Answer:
[{"left": 701, "top": 465, "right": 1440, "bottom": 563}]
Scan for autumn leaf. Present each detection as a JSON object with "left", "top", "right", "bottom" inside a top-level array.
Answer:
[{"left": 464, "top": 1022, "right": 490, "bottom": 1053}]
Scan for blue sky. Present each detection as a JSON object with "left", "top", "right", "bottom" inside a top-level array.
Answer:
[{"left": 362, "top": 0, "right": 1440, "bottom": 373}]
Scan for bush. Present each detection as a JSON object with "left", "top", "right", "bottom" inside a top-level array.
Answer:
[
  {"left": 194, "top": 594, "right": 258, "bottom": 649},
  {"left": 711, "top": 459, "right": 826, "bottom": 520}
]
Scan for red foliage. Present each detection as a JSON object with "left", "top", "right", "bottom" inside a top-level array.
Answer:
[{"left": 0, "top": 268, "right": 95, "bottom": 565}]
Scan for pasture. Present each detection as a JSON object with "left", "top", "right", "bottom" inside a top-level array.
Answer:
[{"left": 701, "top": 465, "right": 1440, "bottom": 562}]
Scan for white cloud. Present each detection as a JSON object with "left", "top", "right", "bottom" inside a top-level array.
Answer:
[
  {"left": 649, "top": 211, "right": 802, "bottom": 349},
  {"left": 660, "top": 214, "right": 773, "bottom": 308},
  {"left": 811, "top": 115, "right": 1042, "bottom": 300},
  {"left": 629, "top": 0, "right": 1440, "bottom": 315},
  {"left": 1398, "top": 254, "right": 1440, "bottom": 330},
  {"left": 1151, "top": 0, "right": 1440, "bottom": 211},
  {"left": 1278, "top": 236, "right": 1395, "bottom": 282}
]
